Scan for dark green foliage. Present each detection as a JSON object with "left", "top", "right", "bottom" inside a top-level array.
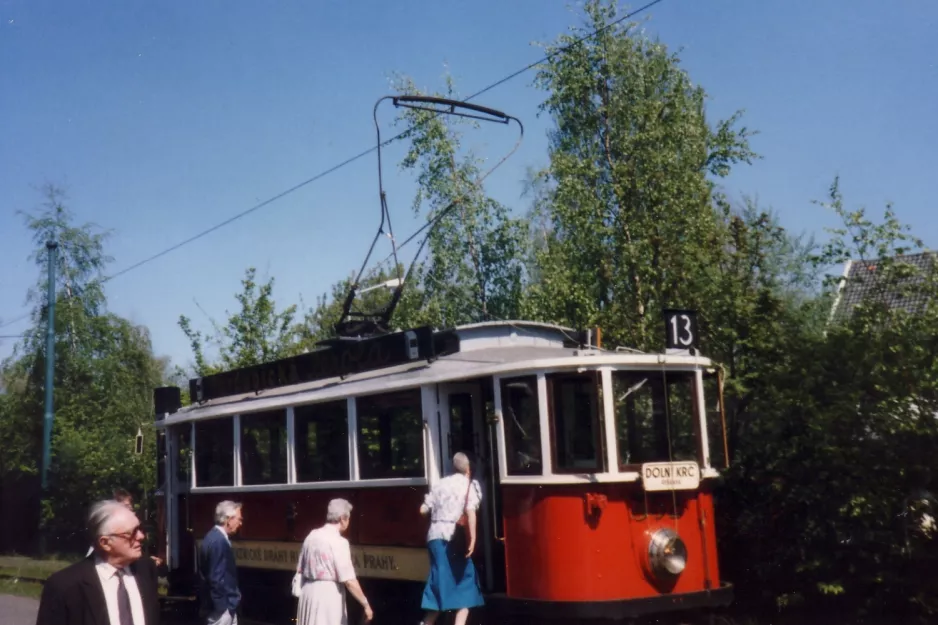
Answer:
[{"left": 719, "top": 183, "right": 938, "bottom": 620}]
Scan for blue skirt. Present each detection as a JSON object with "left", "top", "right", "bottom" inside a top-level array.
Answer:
[{"left": 421, "top": 537, "right": 485, "bottom": 612}]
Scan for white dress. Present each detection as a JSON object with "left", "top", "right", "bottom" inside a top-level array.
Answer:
[{"left": 296, "top": 524, "right": 357, "bottom": 625}]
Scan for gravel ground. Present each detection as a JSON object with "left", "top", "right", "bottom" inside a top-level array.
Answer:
[{"left": 0, "top": 594, "right": 39, "bottom": 625}]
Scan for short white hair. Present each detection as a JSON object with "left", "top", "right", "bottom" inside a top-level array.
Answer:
[
  {"left": 214, "top": 500, "right": 242, "bottom": 526},
  {"left": 87, "top": 500, "right": 131, "bottom": 546},
  {"left": 326, "top": 498, "right": 353, "bottom": 523},
  {"left": 453, "top": 452, "right": 471, "bottom": 475}
]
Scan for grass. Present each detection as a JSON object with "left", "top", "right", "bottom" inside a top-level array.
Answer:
[
  {"left": 0, "top": 555, "right": 74, "bottom": 582},
  {"left": 0, "top": 577, "right": 44, "bottom": 600},
  {"left": 0, "top": 553, "right": 170, "bottom": 602}
]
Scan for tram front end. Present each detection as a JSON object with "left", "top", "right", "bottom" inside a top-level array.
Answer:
[{"left": 486, "top": 316, "right": 733, "bottom": 622}]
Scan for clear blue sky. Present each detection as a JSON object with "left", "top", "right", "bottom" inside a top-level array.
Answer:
[{"left": 1, "top": 0, "right": 935, "bottom": 370}]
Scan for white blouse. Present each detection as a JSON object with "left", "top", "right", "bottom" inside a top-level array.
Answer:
[
  {"left": 297, "top": 524, "right": 357, "bottom": 583},
  {"left": 421, "top": 473, "right": 482, "bottom": 542}
]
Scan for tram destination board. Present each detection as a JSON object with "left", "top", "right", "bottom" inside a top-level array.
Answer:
[{"left": 190, "top": 326, "right": 445, "bottom": 402}]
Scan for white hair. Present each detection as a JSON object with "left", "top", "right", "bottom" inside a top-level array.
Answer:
[
  {"left": 326, "top": 498, "right": 353, "bottom": 524},
  {"left": 87, "top": 500, "right": 131, "bottom": 546},
  {"left": 214, "top": 500, "right": 242, "bottom": 526},
  {"left": 453, "top": 452, "right": 471, "bottom": 475}
]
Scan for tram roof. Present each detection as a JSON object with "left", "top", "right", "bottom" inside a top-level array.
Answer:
[{"left": 158, "top": 320, "right": 712, "bottom": 426}]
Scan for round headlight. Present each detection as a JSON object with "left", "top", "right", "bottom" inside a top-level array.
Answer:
[{"left": 647, "top": 528, "right": 687, "bottom": 578}]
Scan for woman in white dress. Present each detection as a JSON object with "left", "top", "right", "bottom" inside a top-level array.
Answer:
[{"left": 295, "top": 499, "right": 373, "bottom": 625}]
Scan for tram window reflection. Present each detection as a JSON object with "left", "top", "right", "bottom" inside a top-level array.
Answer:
[
  {"left": 173, "top": 425, "right": 191, "bottom": 485},
  {"left": 356, "top": 389, "right": 424, "bottom": 479},
  {"left": 703, "top": 371, "right": 729, "bottom": 469},
  {"left": 613, "top": 371, "right": 697, "bottom": 467},
  {"left": 501, "top": 376, "right": 542, "bottom": 475},
  {"left": 295, "top": 400, "right": 349, "bottom": 482},
  {"left": 195, "top": 418, "right": 233, "bottom": 487},
  {"left": 548, "top": 372, "right": 603, "bottom": 473},
  {"left": 157, "top": 430, "right": 167, "bottom": 490},
  {"left": 240, "top": 410, "right": 287, "bottom": 485}
]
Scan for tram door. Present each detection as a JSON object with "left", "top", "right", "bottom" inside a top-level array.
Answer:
[
  {"left": 165, "top": 425, "right": 193, "bottom": 577},
  {"left": 440, "top": 381, "right": 505, "bottom": 593}
]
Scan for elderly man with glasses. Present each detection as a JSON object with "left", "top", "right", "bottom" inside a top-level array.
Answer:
[{"left": 36, "top": 499, "right": 161, "bottom": 625}]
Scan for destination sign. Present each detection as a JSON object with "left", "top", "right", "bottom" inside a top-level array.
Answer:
[
  {"left": 189, "top": 326, "right": 446, "bottom": 402},
  {"left": 641, "top": 461, "right": 701, "bottom": 491},
  {"left": 195, "top": 539, "right": 429, "bottom": 582}
]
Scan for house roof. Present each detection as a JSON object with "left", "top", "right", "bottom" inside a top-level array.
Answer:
[{"left": 831, "top": 251, "right": 937, "bottom": 322}]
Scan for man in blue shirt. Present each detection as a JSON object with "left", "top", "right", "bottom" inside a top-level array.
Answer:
[{"left": 198, "top": 500, "right": 243, "bottom": 625}]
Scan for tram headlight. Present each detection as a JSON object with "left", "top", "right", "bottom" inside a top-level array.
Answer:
[{"left": 647, "top": 528, "right": 687, "bottom": 579}]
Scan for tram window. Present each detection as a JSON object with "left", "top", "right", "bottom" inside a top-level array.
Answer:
[
  {"left": 240, "top": 410, "right": 287, "bottom": 485},
  {"left": 612, "top": 371, "right": 698, "bottom": 467},
  {"left": 295, "top": 401, "right": 349, "bottom": 482},
  {"left": 501, "top": 376, "right": 542, "bottom": 476},
  {"left": 356, "top": 389, "right": 424, "bottom": 479},
  {"left": 157, "top": 430, "right": 167, "bottom": 490},
  {"left": 703, "top": 371, "right": 729, "bottom": 469},
  {"left": 172, "top": 425, "right": 191, "bottom": 485},
  {"left": 195, "top": 418, "right": 233, "bottom": 487},
  {"left": 548, "top": 373, "right": 603, "bottom": 473}
]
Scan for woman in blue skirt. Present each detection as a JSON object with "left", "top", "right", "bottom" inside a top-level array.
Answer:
[{"left": 418, "top": 452, "right": 484, "bottom": 625}]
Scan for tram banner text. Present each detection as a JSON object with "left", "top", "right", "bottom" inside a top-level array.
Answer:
[
  {"left": 189, "top": 326, "right": 442, "bottom": 402},
  {"left": 195, "top": 539, "right": 429, "bottom": 582},
  {"left": 641, "top": 461, "right": 700, "bottom": 491}
]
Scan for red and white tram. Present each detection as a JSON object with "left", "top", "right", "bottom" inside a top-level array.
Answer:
[{"left": 152, "top": 318, "right": 733, "bottom": 623}]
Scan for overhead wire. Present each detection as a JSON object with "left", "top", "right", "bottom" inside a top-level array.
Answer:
[{"left": 0, "top": 0, "right": 666, "bottom": 330}]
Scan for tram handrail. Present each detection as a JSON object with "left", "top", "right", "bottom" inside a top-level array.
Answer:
[
  {"left": 489, "top": 421, "right": 504, "bottom": 542},
  {"left": 422, "top": 419, "right": 435, "bottom": 489}
]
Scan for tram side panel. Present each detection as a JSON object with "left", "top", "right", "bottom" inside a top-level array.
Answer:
[
  {"left": 501, "top": 482, "right": 721, "bottom": 603},
  {"left": 186, "top": 487, "right": 427, "bottom": 546}
]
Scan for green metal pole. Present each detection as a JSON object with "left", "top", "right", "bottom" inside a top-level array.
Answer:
[{"left": 40, "top": 241, "right": 57, "bottom": 491}]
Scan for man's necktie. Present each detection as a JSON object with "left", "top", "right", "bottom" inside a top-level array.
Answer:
[{"left": 116, "top": 570, "right": 134, "bottom": 625}]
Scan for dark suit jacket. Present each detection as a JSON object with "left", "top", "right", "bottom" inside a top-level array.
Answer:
[
  {"left": 35, "top": 555, "right": 160, "bottom": 625},
  {"left": 198, "top": 527, "right": 240, "bottom": 620}
]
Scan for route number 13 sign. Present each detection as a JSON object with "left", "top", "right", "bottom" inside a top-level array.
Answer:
[{"left": 663, "top": 309, "right": 699, "bottom": 351}]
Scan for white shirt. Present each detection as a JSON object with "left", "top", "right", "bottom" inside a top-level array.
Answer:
[
  {"left": 297, "top": 524, "right": 356, "bottom": 583},
  {"left": 421, "top": 473, "right": 482, "bottom": 542},
  {"left": 94, "top": 557, "right": 146, "bottom": 625}
]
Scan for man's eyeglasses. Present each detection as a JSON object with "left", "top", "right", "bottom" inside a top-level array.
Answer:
[{"left": 106, "top": 526, "right": 144, "bottom": 542}]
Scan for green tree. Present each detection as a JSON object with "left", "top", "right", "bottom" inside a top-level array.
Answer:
[
  {"left": 177, "top": 267, "right": 299, "bottom": 376},
  {"left": 388, "top": 73, "right": 530, "bottom": 327},
  {"left": 0, "top": 184, "right": 166, "bottom": 552},
  {"left": 518, "top": 0, "right": 828, "bottom": 471},
  {"left": 525, "top": 0, "right": 758, "bottom": 349},
  {"left": 719, "top": 183, "right": 938, "bottom": 620}
]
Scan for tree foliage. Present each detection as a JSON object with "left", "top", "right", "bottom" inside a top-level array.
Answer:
[
  {"left": 387, "top": 73, "right": 530, "bottom": 327},
  {"left": 177, "top": 267, "right": 299, "bottom": 377},
  {"left": 0, "top": 184, "right": 165, "bottom": 552},
  {"left": 525, "top": 0, "right": 759, "bottom": 349},
  {"left": 718, "top": 184, "right": 938, "bottom": 620}
]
